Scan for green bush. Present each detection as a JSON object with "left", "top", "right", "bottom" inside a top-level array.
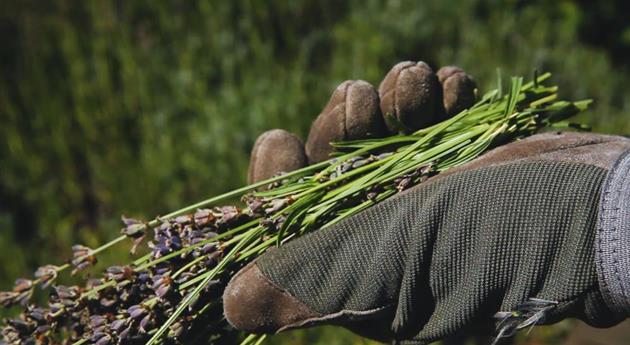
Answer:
[{"left": 1, "top": 1, "right": 629, "bottom": 343}]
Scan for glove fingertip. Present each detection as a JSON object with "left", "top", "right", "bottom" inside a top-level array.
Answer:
[
  {"left": 248, "top": 129, "right": 307, "bottom": 184},
  {"left": 223, "top": 262, "right": 321, "bottom": 333},
  {"left": 378, "top": 61, "right": 440, "bottom": 133},
  {"left": 436, "top": 66, "right": 477, "bottom": 117},
  {"left": 305, "top": 80, "right": 384, "bottom": 164}
]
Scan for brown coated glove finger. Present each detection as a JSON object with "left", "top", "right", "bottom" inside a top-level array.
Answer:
[
  {"left": 436, "top": 66, "right": 477, "bottom": 117},
  {"left": 247, "top": 129, "right": 308, "bottom": 184},
  {"left": 378, "top": 62, "right": 477, "bottom": 133},
  {"left": 305, "top": 80, "right": 386, "bottom": 164},
  {"left": 378, "top": 61, "right": 441, "bottom": 132}
]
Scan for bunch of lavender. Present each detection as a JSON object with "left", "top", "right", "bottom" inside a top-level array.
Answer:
[{"left": 1, "top": 73, "right": 591, "bottom": 345}]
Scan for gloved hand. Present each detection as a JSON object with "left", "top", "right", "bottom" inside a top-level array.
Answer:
[{"left": 224, "top": 62, "right": 630, "bottom": 344}]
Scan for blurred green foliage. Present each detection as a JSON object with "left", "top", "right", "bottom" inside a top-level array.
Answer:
[{"left": 0, "top": 1, "right": 629, "bottom": 344}]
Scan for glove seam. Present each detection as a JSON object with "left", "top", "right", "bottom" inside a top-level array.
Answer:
[
  {"left": 248, "top": 130, "right": 271, "bottom": 183},
  {"left": 342, "top": 81, "right": 351, "bottom": 140},
  {"left": 596, "top": 147, "right": 630, "bottom": 316},
  {"left": 276, "top": 304, "right": 396, "bottom": 333}
]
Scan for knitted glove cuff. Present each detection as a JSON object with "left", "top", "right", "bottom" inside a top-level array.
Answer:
[{"left": 597, "top": 148, "right": 630, "bottom": 315}]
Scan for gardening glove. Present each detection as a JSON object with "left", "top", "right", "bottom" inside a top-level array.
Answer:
[
  {"left": 226, "top": 131, "right": 630, "bottom": 344},
  {"left": 246, "top": 62, "right": 476, "bottom": 183}
]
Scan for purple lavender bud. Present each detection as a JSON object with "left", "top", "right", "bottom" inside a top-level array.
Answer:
[
  {"left": 153, "top": 267, "right": 171, "bottom": 276},
  {"left": 86, "top": 278, "right": 104, "bottom": 289},
  {"left": 339, "top": 162, "right": 353, "bottom": 173},
  {"left": 121, "top": 216, "right": 146, "bottom": 238},
  {"left": 0, "top": 291, "right": 17, "bottom": 307},
  {"left": 89, "top": 315, "right": 108, "bottom": 328},
  {"left": 34, "top": 265, "right": 59, "bottom": 288},
  {"left": 175, "top": 272, "right": 195, "bottom": 285},
  {"left": 16, "top": 291, "right": 32, "bottom": 307},
  {"left": 376, "top": 152, "right": 394, "bottom": 160},
  {"left": 194, "top": 209, "right": 215, "bottom": 226},
  {"left": 206, "top": 250, "right": 222, "bottom": 264},
  {"left": 396, "top": 177, "right": 412, "bottom": 192},
  {"left": 51, "top": 286, "right": 80, "bottom": 311},
  {"left": 420, "top": 163, "right": 435, "bottom": 175},
  {"left": 0, "top": 290, "right": 30, "bottom": 308},
  {"left": 150, "top": 242, "right": 171, "bottom": 258},
  {"left": 127, "top": 305, "right": 147, "bottom": 321},
  {"left": 12, "top": 279, "right": 33, "bottom": 293},
  {"left": 218, "top": 206, "right": 239, "bottom": 224},
  {"left": 155, "top": 222, "right": 170, "bottom": 234},
  {"left": 75, "top": 261, "right": 92, "bottom": 271},
  {"left": 71, "top": 244, "right": 91, "bottom": 258},
  {"left": 351, "top": 159, "right": 368, "bottom": 169},
  {"left": 34, "top": 324, "right": 51, "bottom": 334},
  {"left": 174, "top": 215, "right": 192, "bottom": 225},
  {"left": 118, "top": 325, "right": 132, "bottom": 340},
  {"left": 264, "top": 198, "right": 290, "bottom": 214},
  {"left": 198, "top": 243, "right": 217, "bottom": 256},
  {"left": 95, "top": 335, "right": 112, "bottom": 345},
  {"left": 346, "top": 156, "right": 362, "bottom": 164},
  {"left": 100, "top": 296, "right": 117, "bottom": 308},
  {"left": 90, "top": 331, "right": 107, "bottom": 342},
  {"left": 245, "top": 197, "right": 265, "bottom": 215},
  {"left": 71, "top": 245, "right": 97, "bottom": 273},
  {"left": 26, "top": 307, "right": 47, "bottom": 323},
  {"left": 139, "top": 314, "right": 153, "bottom": 333},
  {"left": 105, "top": 266, "right": 133, "bottom": 282},
  {"left": 122, "top": 215, "right": 141, "bottom": 227},
  {"left": 152, "top": 275, "right": 173, "bottom": 299},
  {"left": 110, "top": 319, "right": 126, "bottom": 333},
  {"left": 155, "top": 284, "right": 170, "bottom": 299},
  {"left": 48, "top": 303, "right": 65, "bottom": 317},
  {"left": 7, "top": 318, "right": 28, "bottom": 330},
  {"left": 137, "top": 271, "right": 150, "bottom": 284}
]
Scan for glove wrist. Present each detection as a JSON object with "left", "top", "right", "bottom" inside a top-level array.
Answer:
[{"left": 596, "top": 148, "right": 630, "bottom": 316}]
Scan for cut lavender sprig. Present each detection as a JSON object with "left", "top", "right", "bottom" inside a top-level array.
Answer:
[{"left": 1, "top": 73, "right": 592, "bottom": 345}]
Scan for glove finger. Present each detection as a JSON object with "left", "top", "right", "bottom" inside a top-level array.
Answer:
[
  {"left": 305, "top": 80, "right": 386, "bottom": 164},
  {"left": 222, "top": 260, "right": 323, "bottom": 334},
  {"left": 436, "top": 66, "right": 477, "bottom": 118},
  {"left": 247, "top": 129, "right": 307, "bottom": 184},
  {"left": 378, "top": 61, "right": 441, "bottom": 133}
]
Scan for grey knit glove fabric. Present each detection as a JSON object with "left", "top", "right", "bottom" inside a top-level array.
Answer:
[{"left": 224, "top": 132, "right": 630, "bottom": 344}]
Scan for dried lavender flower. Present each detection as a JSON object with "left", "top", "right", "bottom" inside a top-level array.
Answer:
[
  {"left": 34, "top": 265, "right": 59, "bottom": 288},
  {"left": 71, "top": 245, "right": 97, "bottom": 274}
]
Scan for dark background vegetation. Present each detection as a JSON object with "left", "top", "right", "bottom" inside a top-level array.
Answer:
[{"left": 1, "top": 1, "right": 629, "bottom": 344}]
